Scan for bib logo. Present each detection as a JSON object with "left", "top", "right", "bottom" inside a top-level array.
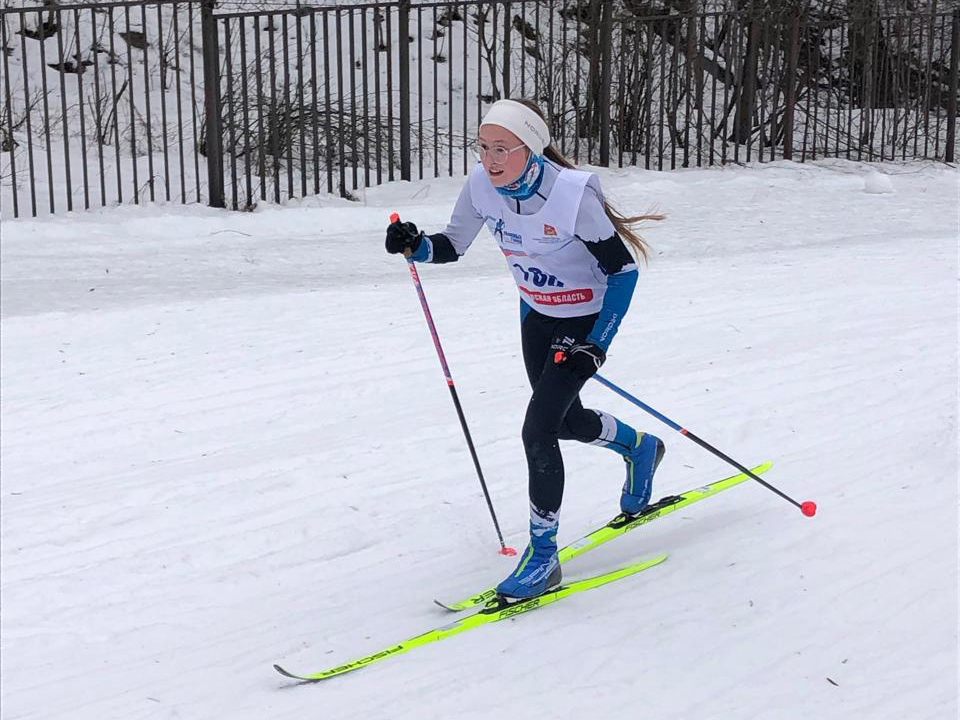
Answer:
[
  {"left": 483, "top": 215, "right": 505, "bottom": 241},
  {"left": 512, "top": 264, "right": 564, "bottom": 288},
  {"left": 493, "top": 218, "right": 504, "bottom": 242},
  {"left": 543, "top": 224, "right": 558, "bottom": 237},
  {"left": 486, "top": 215, "right": 524, "bottom": 245}
]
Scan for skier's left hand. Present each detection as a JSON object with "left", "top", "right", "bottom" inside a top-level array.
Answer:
[{"left": 553, "top": 341, "right": 606, "bottom": 379}]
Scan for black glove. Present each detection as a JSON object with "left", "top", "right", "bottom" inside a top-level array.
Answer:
[
  {"left": 385, "top": 219, "right": 424, "bottom": 256},
  {"left": 552, "top": 339, "right": 606, "bottom": 379}
]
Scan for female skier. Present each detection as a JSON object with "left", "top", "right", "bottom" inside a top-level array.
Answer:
[{"left": 385, "top": 98, "right": 665, "bottom": 600}]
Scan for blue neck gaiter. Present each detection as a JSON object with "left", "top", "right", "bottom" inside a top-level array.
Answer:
[{"left": 496, "top": 152, "right": 546, "bottom": 201}]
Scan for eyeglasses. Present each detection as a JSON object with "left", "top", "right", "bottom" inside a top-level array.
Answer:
[{"left": 471, "top": 140, "right": 527, "bottom": 165}]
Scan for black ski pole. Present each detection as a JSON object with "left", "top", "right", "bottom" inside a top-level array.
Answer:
[
  {"left": 390, "top": 213, "right": 517, "bottom": 556},
  {"left": 591, "top": 372, "right": 817, "bottom": 517}
]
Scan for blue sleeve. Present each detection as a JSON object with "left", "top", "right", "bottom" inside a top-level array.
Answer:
[
  {"left": 408, "top": 235, "right": 431, "bottom": 262},
  {"left": 408, "top": 233, "right": 460, "bottom": 264},
  {"left": 586, "top": 269, "right": 638, "bottom": 351}
]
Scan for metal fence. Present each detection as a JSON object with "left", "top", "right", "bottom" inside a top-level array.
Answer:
[
  {"left": 1, "top": 1, "right": 207, "bottom": 217},
  {"left": 1, "top": 1, "right": 958, "bottom": 218}
]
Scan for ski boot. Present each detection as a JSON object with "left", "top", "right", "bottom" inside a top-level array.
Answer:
[
  {"left": 620, "top": 432, "right": 666, "bottom": 516},
  {"left": 496, "top": 505, "right": 561, "bottom": 601}
]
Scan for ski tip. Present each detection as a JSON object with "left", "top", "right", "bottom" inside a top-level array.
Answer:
[
  {"left": 638, "top": 553, "right": 668, "bottom": 569},
  {"left": 433, "top": 599, "right": 460, "bottom": 612}
]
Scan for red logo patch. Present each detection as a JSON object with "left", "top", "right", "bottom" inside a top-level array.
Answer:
[{"left": 543, "top": 224, "right": 557, "bottom": 237}]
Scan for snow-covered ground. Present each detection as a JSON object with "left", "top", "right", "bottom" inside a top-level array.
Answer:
[{"left": 1, "top": 159, "right": 957, "bottom": 720}]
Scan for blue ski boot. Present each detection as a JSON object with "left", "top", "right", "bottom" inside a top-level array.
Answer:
[
  {"left": 495, "top": 505, "right": 561, "bottom": 600},
  {"left": 620, "top": 431, "right": 666, "bottom": 516}
]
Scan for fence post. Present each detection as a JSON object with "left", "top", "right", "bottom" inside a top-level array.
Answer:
[
  {"left": 398, "top": 0, "right": 411, "bottom": 181},
  {"left": 598, "top": 0, "right": 613, "bottom": 166},
  {"left": 200, "top": 0, "right": 225, "bottom": 208},
  {"left": 782, "top": 13, "right": 800, "bottom": 161},
  {"left": 735, "top": 16, "right": 761, "bottom": 150},
  {"left": 947, "top": 8, "right": 959, "bottom": 163}
]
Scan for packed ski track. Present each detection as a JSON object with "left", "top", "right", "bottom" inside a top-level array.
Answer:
[{"left": 1, "top": 160, "right": 957, "bottom": 720}]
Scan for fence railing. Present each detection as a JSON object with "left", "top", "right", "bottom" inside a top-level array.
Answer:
[
  {"left": 1, "top": 1, "right": 208, "bottom": 218},
  {"left": 1, "top": 1, "right": 958, "bottom": 218}
]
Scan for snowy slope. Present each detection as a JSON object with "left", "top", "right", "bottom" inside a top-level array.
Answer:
[{"left": 1, "top": 159, "right": 957, "bottom": 720}]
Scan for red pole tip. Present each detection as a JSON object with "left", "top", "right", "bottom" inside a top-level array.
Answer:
[
  {"left": 389, "top": 212, "right": 400, "bottom": 223},
  {"left": 800, "top": 501, "right": 817, "bottom": 517},
  {"left": 500, "top": 546, "right": 518, "bottom": 556}
]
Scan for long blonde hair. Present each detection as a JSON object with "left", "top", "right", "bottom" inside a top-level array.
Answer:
[{"left": 513, "top": 98, "right": 664, "bottom": 263}]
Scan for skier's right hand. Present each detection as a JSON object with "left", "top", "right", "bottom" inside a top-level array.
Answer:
[
  {"left": 385, "top": 219, "right": 424, "bottom": 256},
  {"left": 553, "top": 341, "right": 606, "bottom": 380}
]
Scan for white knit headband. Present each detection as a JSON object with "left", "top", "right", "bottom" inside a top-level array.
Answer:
[{"left": 479, "top": 100, "right": 551, "bottom": 155}]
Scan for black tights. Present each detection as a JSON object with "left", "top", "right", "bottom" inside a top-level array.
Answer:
[{"left": 521, "top": 307, "right": 604, "bottom": 515}]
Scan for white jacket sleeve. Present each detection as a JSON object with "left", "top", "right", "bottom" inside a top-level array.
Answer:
[{"left": 438, "top": 177, "right": 487, "bottom": 256}]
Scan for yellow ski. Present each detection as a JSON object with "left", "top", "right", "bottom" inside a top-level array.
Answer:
[{"left": 274, "top": 554, "right": 667, "bottom": 683}]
